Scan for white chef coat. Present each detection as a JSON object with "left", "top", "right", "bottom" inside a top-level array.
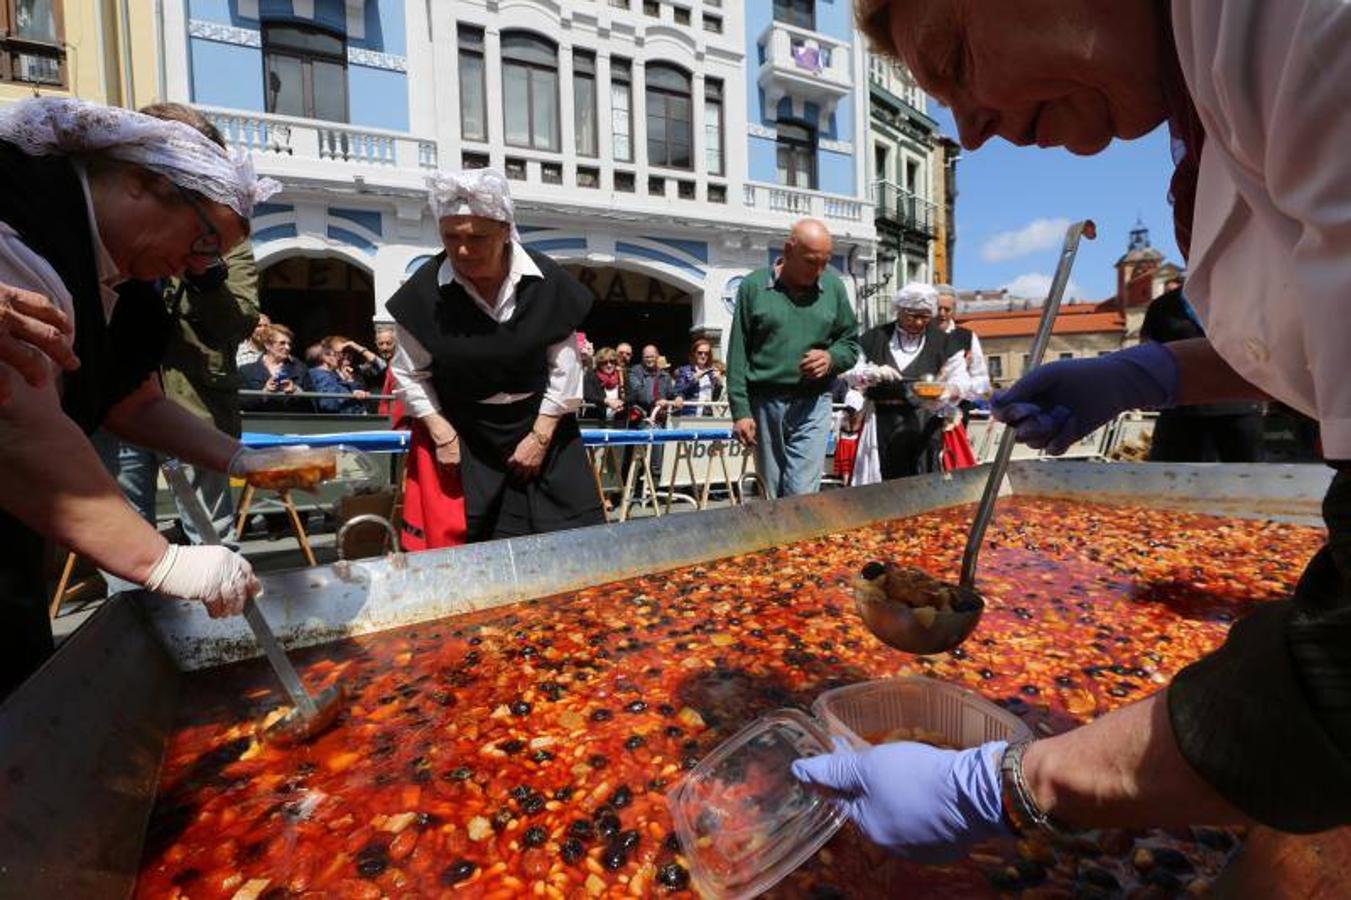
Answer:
[
  {"left": 1174, "top": 0, "right": 1351, "bottom": 457},
  {"left": 389, "top": 242, "right": 583, "bottom": 419}
]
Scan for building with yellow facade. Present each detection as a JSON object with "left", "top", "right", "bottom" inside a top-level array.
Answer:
[{"left": 1, "top": 0, "right": 160, "bottom": 110}]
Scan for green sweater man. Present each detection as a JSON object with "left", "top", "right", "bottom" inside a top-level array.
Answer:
[{"left": 724, "top": 219, "right": 860, "bottom": 498}]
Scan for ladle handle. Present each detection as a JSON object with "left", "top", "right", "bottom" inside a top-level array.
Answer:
[
  {"left": 959, "top": 220, "right": 1097, "bottom": 589},
  {"left": 161, "top": 460, "right": 320, "bottom": 719}
]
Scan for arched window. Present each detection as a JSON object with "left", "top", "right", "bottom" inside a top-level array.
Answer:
[
  {"left": 645, "top": 63, "right": 691, "bottom": 169},
  {"left": 501, "top": 31, "right": 560, "bottom": 152}
]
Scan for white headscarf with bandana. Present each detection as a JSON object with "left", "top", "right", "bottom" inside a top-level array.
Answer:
[
  {"left": 426, "top": 168, "right": 521, "bottom": 241},
  {"left": 0, "top": 97, "right": 280, "bottom": 218}
]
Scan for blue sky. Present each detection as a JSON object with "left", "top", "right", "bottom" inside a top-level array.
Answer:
[{"left": 929, "top": 105, "right": 1182, "bottom": 303}]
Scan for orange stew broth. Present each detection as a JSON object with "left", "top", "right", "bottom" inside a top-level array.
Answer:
[{"left": 136, "top": 499, "right": 1324, "bottom": 899}]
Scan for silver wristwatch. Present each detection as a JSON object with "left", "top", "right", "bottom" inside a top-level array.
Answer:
[{"left": 999, "top": 739, "right": 1081, "bottom": 839}]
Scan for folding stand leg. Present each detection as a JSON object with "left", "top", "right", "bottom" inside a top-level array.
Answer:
[
  {"left": 700, "top": 442, "right": 724, "bottom": 509},
  {"left": 280, "top": 489, "right": 318, "bottom": 567},
  {"left": 618, "top": 446, "right": 640, "bottom": 523},
  {"left": 638, "top": 445, "right": 660, "bottom": 517},
  {"left": 49, "top": 550, "right": 77, "bottom": 619},
  {"left": 719, "top": 444, "right": 740, "bottom": 506},
  {"left": 587, "top": 447, "right": 609, "bottom": 516},
  {"left": 664, "top": 441, "right": 693, "bottom": 515},
  {"left": 234, "top": 483, "right": 255, "bottom": 540}
]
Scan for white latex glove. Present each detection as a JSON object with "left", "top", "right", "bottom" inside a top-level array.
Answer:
[
  {"left": 143, "top": 545, "right": 260, "bottom": 618},
  {"left": 875, "top": 364, "right": 904, "bottom": 383},
  {"left": 844, "top": 363, "right": 904, "bottom": 388}
]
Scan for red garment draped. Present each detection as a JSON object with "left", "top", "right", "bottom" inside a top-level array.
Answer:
[
  {"left": 399, "top": 420, "right": 468, "bottom": 551},
  {"left": 385, "top": 367, "right": 468, "bottom": 551},
  {"left": 833, "top": 432, "right": 860, "bottom": 483},
  {"left": 942, "top": 423, "right": 978, "bottom": 472}
]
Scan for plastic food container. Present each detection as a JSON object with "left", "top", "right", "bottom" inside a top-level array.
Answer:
[
  {"left": 667, "top": 677, "right": 1030, "bottom": 899},
  {"left": 240, "top": 445, "right": 378, "bottom": 491},
  {"left": 910, "top": 380, "right": 947, "bottom": 401},
  {"left": 812, "top": 676, "right": 1033, "bottom": 750}
]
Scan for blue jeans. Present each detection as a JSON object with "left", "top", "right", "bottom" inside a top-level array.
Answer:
[{"left": 750, "top": 391, "right": 832, "bottom": 499}]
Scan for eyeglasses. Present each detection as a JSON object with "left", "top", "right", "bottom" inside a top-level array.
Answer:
[{"left": 176, "top": 185, "right": 223, "bottom": 263}]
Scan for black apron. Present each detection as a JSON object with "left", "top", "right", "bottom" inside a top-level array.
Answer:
[
  {"left": 861, "top": 323, "right": 955, "bottom": 480},
  {"left": 0, "top": 144, "right": 170, "bottom": 699},
  {"left": 448, "top": 397, "right": 602, "bottom": 541},
  {"left": 387, "top": 250, "right": 604, "bottom": 542}
]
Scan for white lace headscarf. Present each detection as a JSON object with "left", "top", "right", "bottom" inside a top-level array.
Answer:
[
  {"left": 427, "top": 168, "right": 520, "bottom": 241},
  {"left": 892, "top": 282, "right": 939, "bottom": 316},
  {"left": 0, "top": 97, "right": 280, "bottom": 218}
]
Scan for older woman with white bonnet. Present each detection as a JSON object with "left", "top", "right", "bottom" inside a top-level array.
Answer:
[
  {"left": 387, "top": 169, "right": 605, "bottom": 548},
  {"left": 841, "top": 281, "right": 975, "bottom": 484},
  {"left": 0, "top": 97, "right": 285, "bottom": 696}
]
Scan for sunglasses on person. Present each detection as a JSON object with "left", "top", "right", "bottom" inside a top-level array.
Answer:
[{"left": 176, "top": 185, "right": 224, "bottom": 263}]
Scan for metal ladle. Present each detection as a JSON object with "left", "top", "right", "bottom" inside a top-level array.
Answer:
[
  {"left": 162, "top": 460, "right": 344, "bottom": 744},
  {"left": 857, "top": 220, "right": 1097, "bottom": 655}
]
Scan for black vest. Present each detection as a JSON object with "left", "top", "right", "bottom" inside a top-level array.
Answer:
[
  {"left": 946, "top": 325, "right": 974, "bottom": 354},
  {"left": 0, "top": 142, "right": 170, "bottom": 433},
  {"left": 860, "top": 323, "right": 955, "bottom": 403},
  {"left": 386, "top": 249, "right": 592, "bottom": 405}
]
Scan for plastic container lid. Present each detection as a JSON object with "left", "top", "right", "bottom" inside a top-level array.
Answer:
[
  {"left": 667, "top": 709, "right": 847, "bottom": 900},
  {"left": 812, "top": 676, "right": 1033, "bottom": 750}
]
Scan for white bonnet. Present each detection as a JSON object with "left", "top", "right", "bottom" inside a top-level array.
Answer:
[
  {"left": 892, "top": 282, "right": 939, "bottom": 315},
  {"left": 426, "top": 168, "right": 520, "bottom": 241}
]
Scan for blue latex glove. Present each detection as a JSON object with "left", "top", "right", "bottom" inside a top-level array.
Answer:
[
  {"left": 991, "top": 341, "right": 1179, "bottom": 455},
  {"left": 791, "top": 738, "right": 1010, "bottom": 863}
]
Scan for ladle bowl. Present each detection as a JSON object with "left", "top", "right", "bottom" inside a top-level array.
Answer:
[
  {"left": 261, "top": 683, "right": 347, "bottom": 746},
  {"left": 855, "top": 581, "right": 984, "bottom": 655},
  {"left": 855, "top": 219, "right": 1096, "bottom": 655}
]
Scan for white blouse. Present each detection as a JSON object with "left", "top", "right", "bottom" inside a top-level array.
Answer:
[
  {"left": 389, "top": 242, "right": 583, "bottom": 419},
  {"left": 1175, "top": 0, "right": 1351, "bottom": 457}
]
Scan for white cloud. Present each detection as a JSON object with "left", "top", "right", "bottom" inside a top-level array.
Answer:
[
  {"left": 981, "top": 218, "right": 1071, "bottom": 263},
  {"left": 1002, "top": 272, "right": 1082, "bottom": 300}
]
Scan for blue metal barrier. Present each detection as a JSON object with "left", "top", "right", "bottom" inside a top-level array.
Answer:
[{"left": 241, "top": 428, "right": 736, "bottom": 451}]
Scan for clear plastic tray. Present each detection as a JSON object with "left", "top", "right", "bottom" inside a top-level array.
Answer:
[
  {"left": 812, "top": 676, "right": 1033, "bottom": 749},
  {"left": 667, "top": 709, "right": 847, "bottom": 900}
]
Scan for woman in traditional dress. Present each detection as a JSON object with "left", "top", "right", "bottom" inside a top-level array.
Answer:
[
  {"left": 388, "top": 169, "right": 605, "bottom": 547},
  {"left": 0, "top": 98, "right": 282, "bottom": 696},
  {"left": 845, "top": 283, "right": 971, "bottom": 484}
]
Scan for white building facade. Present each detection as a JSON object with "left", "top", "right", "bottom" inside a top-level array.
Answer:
[{"left": 160, "top": 0, "right": 875, "bottom": 359}]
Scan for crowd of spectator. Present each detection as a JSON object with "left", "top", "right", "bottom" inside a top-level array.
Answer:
[
  {"left": 235, "top": 320, "right": 396, "bottom": 414},
  {"left": 579, "top": 336, "right": 727, "bottom": 426},
  {"left": 233, "top": 313, "right": 728, "bottom": 422}
]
